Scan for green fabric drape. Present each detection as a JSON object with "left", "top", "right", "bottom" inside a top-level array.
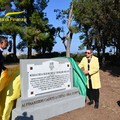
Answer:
[{"left": 68, "top": 57, "right": 87, "bottom": 96}]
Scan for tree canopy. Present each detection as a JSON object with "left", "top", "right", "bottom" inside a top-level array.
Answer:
[
  {"left": 72, "top": 0, "right": 120, "bottom": 58},
  {"left": 0, "top": 0, "right": 56, "bottom": 58}
]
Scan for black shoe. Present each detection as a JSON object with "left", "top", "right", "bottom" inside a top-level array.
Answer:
[
  {"left": 117, "top": 100, "right": 120, "bottom": 107},
  {"left": 87, "top": 100, "right": 93, "bottom": 105},
  {"left": 94, "top": 102, "right": 99, "bottom": 109}
]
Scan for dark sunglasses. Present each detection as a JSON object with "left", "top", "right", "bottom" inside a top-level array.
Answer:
[{"left": 85, "top": 52, "right": 91, "bottom": 54}]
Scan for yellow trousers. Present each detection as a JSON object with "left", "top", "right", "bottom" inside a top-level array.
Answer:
[{"left": 0, "top": 66, "right": 21, "bottom": 120}]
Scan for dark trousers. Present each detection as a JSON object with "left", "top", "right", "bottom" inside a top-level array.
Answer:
[{"left": 87, "top": 79, "right": 100, "bottom": 103}]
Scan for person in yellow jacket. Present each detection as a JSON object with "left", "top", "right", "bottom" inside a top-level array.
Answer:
[
  {"left": 0, "top": 37, "right": 21, "bottom": 120},
  {"left": 79, "top": 49, "right": 101, "bottom": 109},
  {"left": 0, "top": 65, "right": 20, "bottom": 120}
]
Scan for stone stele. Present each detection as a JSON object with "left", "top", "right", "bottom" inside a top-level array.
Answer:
[{"left": 12, "top": 58, "right": 85, "bottom": 120}]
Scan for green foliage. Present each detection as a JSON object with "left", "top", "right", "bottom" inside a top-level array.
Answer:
[
  {"left": 0, "top": 0, "right": 10, "bottom": 10},
  {"left": 0, "top": 0, "right": 56, "bottom": 58},
  {"left": 30, "top": 12, "right": 48, "bottom": 27},
  {"left": 72, "top": 0, "right": 120, "bottom": 56},
  {"left": 17, "top": 54, "right": 27, "bottom": 59},
  {"left": 70, "top": 52, "right": 84, "bottom": 62},
  {"left": 0, "top": 22, "right": 21, "bottom": 34}
]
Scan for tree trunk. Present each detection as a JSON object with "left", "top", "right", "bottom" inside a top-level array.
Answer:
[
  {"left": 96, "top": 46, "right": 101, "bottom": 63},
  {"left": 27, "top": 41, "right": 32, "bottom": 59},
  {"left": 58, "top": 4, "right": 73, "bottom": 57},
  {"left": 66, "top": 39, "right": 71, "bottom": 57},
  {"left": 101, "top": 39, "right": 106, "bottom": 66},
  {"left": 66, "top": 32, "right": 73, "bottom": 57},
  {"left": 66, "top": 4, "right": 73, "bottom": 57},
  {"left": 12, "top": 33, "right": 17, "bottom": 56}
]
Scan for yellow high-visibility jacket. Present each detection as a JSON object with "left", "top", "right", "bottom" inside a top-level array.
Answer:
[{"left": 79, "top": 55, "right": 101, "bottom": 89}]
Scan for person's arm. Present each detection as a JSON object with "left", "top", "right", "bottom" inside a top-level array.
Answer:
[
  {"left": 78, "top": 58, "right": 84, "bottom": 69},
  {"left": 78, "top": 57, "right": 89, "bottom": 75},
  {"left": 88, "top": 57, "right": 99, "bottom": 76}
]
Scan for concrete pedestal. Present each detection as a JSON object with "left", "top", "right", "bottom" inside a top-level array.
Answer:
[{"left": 12, "top": 88, "right": 85, "bottom": 120}]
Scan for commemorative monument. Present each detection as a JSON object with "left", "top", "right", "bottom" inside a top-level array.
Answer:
[{"left": 12, "top": 57, "right": 85, "bottom": 120}]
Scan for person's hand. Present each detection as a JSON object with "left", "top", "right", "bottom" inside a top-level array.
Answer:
[{"left": 83, "top": 70, "right": 89, "bottom": 75}]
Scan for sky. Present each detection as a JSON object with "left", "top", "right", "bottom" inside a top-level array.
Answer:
[{"left": 44, "top": 0, "right": 82, "bottom": 53}]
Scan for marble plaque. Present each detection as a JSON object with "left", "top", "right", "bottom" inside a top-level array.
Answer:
[{"left": 20, "top": 58, "right": 73, "bottom": 98}]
